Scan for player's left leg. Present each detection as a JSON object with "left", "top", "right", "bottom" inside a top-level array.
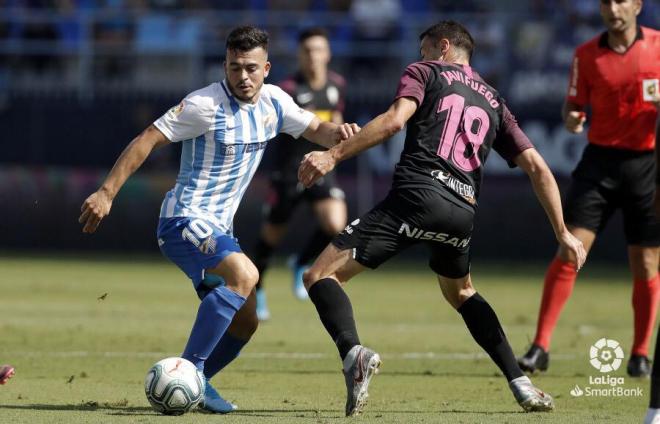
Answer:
[
  {"left": 304, "top": 244, "right": 381, "bottom": 417},
  {"left": 303, "top": 194, "right": 408, "bottom": 416},
  {"left": 627, "top": 245, "right": 660, "bottom": 377},
  {"left": 204, "top": 289, "right": 258, "bottom": 379},
  {"left": 437, "top": 273, "right": 554, "bottom": 412},
  {"left": 622, "top": 155, "right": 660, "bottom": 377}
]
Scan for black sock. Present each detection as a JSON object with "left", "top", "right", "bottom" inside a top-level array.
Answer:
[
  {"left": 252, "top": 237, "right": 274, "bottom": 290},
  {"left": 308, "top": 278, "right": 360, "bottom": 359},
  {"left": 458, "top": 292, "right": 523, "bottom": 381},
  {"left": 651, "top": 330, "right": 660, "bottom": 408},
  {"left": 297, "top": 228, "right": 332, "bottom": 267}
]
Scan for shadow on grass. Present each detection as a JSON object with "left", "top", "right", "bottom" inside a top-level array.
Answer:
[
  {"left": 234, "top": 368, "right": 508, "bottom": 379},
  {"left": 0, "top": 404, "right": 525, "bottom": 417},
  {"left": 0, "top": 403, "right": 153, "bottom": 416}
]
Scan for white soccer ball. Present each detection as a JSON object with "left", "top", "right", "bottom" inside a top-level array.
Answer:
[{"left": 144, "top": 357, "right": 205, "bottom": 415}]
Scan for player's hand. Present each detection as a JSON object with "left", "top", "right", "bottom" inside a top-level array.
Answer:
[
  {"left": 298, "top": 150, "right": 336, "bottom": 188},
  {"left": 557, "top": 230, "right": 586, "bottom": 271},
  {"left": 565, "top": 111, "right": 586, "bottom": 134},
  {"left": 79, "top": 189, "right": 113, "bottom": 234},
  {"left": 336, "top": 123, "right": 360, "bottom": 142}
]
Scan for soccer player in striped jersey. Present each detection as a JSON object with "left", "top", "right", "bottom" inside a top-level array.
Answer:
[{"left": 78, "top": 26, "right": 359, "bottom": 414}]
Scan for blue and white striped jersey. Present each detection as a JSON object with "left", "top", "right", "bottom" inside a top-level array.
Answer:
[{"left": 154, "top": 80, "right": 316, "bottom": 233}]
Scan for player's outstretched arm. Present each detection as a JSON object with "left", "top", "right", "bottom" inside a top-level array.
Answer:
[
  {"left": 298, "top": 97, "right": 417, "bottom": 187},
  {"left": 514, "top": 148, "right": 586, "bottom": 270},
  {"left": 79, "top": 125, "right": 169, "bottom": 234},
  {"left": 302, "top": 116, "right": 360, "bottom": 149}
]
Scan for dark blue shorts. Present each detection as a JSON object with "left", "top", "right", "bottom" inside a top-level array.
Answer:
[{"left": 157, "top": 217, "right": 242, "bottom": 293}]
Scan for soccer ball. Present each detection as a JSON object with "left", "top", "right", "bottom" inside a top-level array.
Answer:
[{"left": 144, "top": 357, "right": 205, "bottom": 415}]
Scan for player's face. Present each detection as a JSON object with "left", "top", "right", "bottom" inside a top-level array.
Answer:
[
  {"left": 224, "top": 47, "right": 271, "bottom": 103},
  {"left": 600, "top": 0, "right": 641, "bottom": 33},
  {"left": 298, "top": 36, "right": 330, "bottom": 74}
]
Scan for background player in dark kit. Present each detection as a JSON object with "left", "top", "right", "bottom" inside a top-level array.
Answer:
[{"left": 250, "top": 27, "right": 348, "bottom": 320}]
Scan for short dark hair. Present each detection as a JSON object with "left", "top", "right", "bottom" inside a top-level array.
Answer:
[
  {"left": 298, "top": 27, "right": 329, "bottom": 44},
  {"left": 420, "top": 21, "right": 474, "bottom": 59},
  {"left": 226, "top": 26, "right": 269, "bottom": 52}
]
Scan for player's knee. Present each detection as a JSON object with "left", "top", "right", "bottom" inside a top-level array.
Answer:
[
  {"left": 303, "top": 267, "right": 323, "bottom": 290},
  {"left": 557, "top": 246, "right": 581, "bottom": 265},
  {"left": 232, "top": 262, "right": 260, "bottom": 294}
]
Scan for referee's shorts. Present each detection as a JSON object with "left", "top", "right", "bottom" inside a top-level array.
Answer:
[{"left": 564, "top": 144, "right": 660, "bottom": 246}]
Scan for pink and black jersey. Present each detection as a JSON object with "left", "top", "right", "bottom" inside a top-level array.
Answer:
[{"left": 392, "top": 61, "right": 533, "bottom": 209}]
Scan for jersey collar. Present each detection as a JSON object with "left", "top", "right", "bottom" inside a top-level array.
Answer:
[{"left": 598, "top": 25, "right": 643, "bottom": 51}]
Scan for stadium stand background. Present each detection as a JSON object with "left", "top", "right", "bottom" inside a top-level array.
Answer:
[{"left": 1, "top": 0, "right": 658, "bottom": 261}]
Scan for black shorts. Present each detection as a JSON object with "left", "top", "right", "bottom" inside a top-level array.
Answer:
[
  {"left": 564, "top": 144, "right": 660, "bottom": 246},
  {"left": 332, "top": 188, "right": 474, "bottom": 278},
  {"left": 264, "top": 173, "right": 345, "bottom": 225}
]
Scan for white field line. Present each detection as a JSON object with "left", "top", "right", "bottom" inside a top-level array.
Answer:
[{"left": 3, "top": 351, "right": 578, "bottom": 360}]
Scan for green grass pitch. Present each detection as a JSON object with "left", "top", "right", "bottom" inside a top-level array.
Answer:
[{"left": 0, "top": 254, "right": 651, "bottom": 423}]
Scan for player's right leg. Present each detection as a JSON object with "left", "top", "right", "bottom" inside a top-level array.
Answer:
[
  {"left": 157, "top": 217, "right": 258, "bottom": 413},
  {"left": 0, "top": 365, "right": 14, "bottom": 385},
  {"left": 304, "top": 244, "right": 380, "bottom": 417},
  {"left": 520, "top": 160, "right": 609, "bottom": 373},
  {"left": 519, "top": 226, "right": 596, "bottom": 372},
  {"left": 438, "top": 273, "right": 554, "bottom": 412},
  {"left": 303, "top": 196, "right": 408, "bottom": 416}
]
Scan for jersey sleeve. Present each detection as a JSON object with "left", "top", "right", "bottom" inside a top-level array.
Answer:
[
  {"left": 394, "top": 62, "right": 431, "bottom": 106},
  {"left": 566, "top": 49, "right": 589, "bottom": 106},
  {"left": 153, "top": 93, "right": 215, "bottom": 142},
  {"left": 271, "top": 86, "right": 316, "bottom": 138},
  {"left": 492, "top": 105, "right": 534, "bottom": 167}
]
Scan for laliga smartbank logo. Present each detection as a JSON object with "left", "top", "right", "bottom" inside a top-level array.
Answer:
[
  {"left": 569, "top": 338, "right": 643, "bottom": 398},
  {"left": 589, "top": 338, "right": 624, "bottom": 372}
]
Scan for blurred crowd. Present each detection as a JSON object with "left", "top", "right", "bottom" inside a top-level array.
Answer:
[{"left": 0, "top": 1, "right": 658, "bottom": 97}]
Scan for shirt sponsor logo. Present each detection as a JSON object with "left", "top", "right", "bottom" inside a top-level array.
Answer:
[
  {"left": 219, "top": 141, "right": 268, "bottom": 156},
  {"left": 398, "top": 222, "right": 471, "bottom": 248},
  {"left": 430, "top": 170, "right": 475, "bottom": 203}
]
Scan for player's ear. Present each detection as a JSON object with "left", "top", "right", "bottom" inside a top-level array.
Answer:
[
  {"left": 439, "top": 38, "right": 450, "bottom": 56},
  {"left": 264, "top": 61, "right": 271, "bottom": 78},
  {"left": 634, "top": 0, "right": 642, "bottom": 16}
]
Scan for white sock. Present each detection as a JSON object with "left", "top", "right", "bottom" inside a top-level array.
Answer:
[
  {"left": 644, "top": 408, "right": 660, "bottom": 424},
  {"left": 342, "top": 345, "right": 362, "bottom": 372}
]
